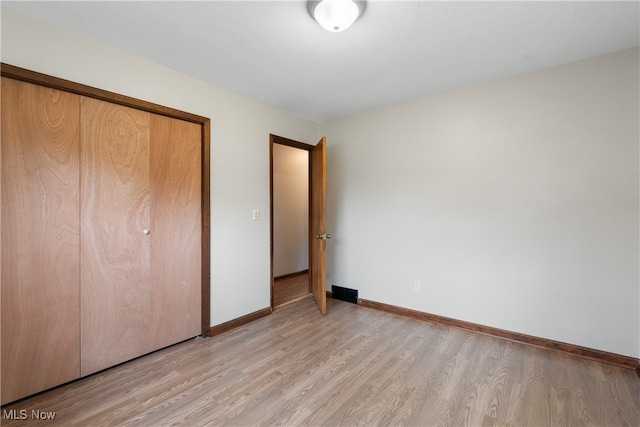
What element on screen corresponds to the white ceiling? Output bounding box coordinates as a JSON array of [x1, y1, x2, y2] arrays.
[[3, 1, 639, 123]]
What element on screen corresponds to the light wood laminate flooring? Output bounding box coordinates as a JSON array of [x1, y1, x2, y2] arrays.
[[2, 297, 639, 426]]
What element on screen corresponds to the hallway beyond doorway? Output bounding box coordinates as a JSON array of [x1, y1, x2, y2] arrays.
[[273, 271, 309, 308]]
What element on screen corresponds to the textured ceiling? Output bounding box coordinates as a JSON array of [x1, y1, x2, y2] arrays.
[[3, 1, 639, 123]]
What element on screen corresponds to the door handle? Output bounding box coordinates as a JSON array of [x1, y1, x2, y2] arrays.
[[316, 233, 331, 240]]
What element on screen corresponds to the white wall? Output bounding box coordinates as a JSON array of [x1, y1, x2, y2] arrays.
[[0, 8, 318, 327], [320, 47, 640, 358], [273, 144, 309, 277]]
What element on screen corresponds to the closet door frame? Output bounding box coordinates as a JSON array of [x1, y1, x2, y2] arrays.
[[1, 63, 212, 338]]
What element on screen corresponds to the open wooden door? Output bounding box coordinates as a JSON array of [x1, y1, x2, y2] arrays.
[[310, 137, 328, 314]]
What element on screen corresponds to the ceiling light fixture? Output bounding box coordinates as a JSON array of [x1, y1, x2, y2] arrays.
[[310, 0, 364, 32]]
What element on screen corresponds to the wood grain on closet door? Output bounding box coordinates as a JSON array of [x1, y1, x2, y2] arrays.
[[80, 97, 152, 376], [150, 115, 201, 350], [1, 77, 81, 404]]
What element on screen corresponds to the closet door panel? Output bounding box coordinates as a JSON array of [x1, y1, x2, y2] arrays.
[[80, 97, 152, 376], [1, 78, 81, 404], [150, 115, 201, 350]]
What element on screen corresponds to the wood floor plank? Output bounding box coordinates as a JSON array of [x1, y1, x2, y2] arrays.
[[273, 273, 310, 308], [2, 297, 639, 426]]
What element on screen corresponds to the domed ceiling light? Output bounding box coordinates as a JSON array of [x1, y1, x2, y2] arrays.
[[310, 0, 364, 32]]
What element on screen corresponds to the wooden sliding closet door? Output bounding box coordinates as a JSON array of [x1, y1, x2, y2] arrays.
[[1, 64, 209, 403], [80, 97, 152, 376], [80, 98, 202, 375], [1, 78, 81, 404], [150, 115, 202, 350]]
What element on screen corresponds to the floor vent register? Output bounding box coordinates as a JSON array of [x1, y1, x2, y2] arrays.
[[331, 285, 358, 304]]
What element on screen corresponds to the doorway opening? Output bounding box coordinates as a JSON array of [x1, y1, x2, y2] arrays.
[[271, 140, 310, 307], [270, 134, 327, 314]]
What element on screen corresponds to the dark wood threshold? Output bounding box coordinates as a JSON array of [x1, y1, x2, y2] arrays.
[[358, 298, 639, 371], [209, 307, 272, 337], [274, 269, 309, 281], [274, 294, 313, 310]]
